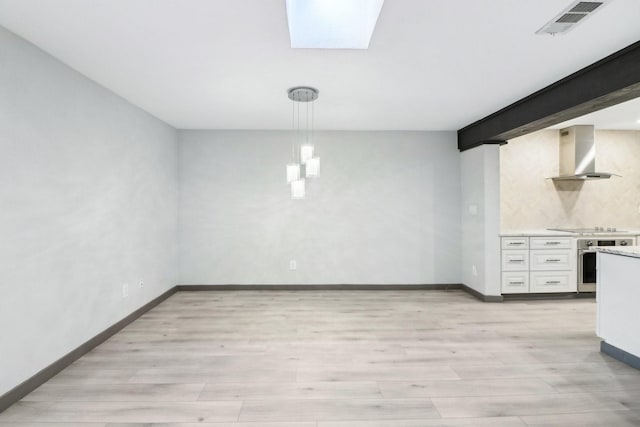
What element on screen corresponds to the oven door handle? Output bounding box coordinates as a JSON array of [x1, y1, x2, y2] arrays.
[[579, 249, 598, 254]]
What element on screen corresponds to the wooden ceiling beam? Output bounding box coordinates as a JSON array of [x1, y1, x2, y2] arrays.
[[457, 40, 640, 151]]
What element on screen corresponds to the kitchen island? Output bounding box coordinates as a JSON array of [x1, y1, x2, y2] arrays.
[[596, 246, 640, 369]]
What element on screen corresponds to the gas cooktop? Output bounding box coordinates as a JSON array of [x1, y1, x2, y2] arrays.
[[547, 227, 627, 234]]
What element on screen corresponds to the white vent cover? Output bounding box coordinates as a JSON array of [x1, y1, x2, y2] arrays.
[[536, 1, 611, 35]]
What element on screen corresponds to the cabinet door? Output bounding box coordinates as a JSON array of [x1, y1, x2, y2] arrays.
[[530, 237, 571, 250], [530, 250, 572, 271], [530, 271, 573, 292], [501, 272, 529, 294], [501, 237, 529, 250], [501, 250, 529, 271]]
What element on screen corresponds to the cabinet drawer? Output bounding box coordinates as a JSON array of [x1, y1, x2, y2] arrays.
[[501, 250, 529, 271], [530, 250, 572, 271], [529, 271, 573, 293], [530, 237, 571, 250], [502, 237, 529, 250], [501, 272, 529, 294]]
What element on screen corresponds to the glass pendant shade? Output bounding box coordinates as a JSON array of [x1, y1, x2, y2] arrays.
[[300, 144, 314, 163], [305, 157, 320, 177], [291, 179, 306, 199], [286, 163, 300, 183]]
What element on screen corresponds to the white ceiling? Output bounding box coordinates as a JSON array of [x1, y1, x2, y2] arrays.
[[1, 0, 639, 131]]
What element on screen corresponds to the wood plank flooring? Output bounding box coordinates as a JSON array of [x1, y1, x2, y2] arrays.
[[2, 289, 640, 426]]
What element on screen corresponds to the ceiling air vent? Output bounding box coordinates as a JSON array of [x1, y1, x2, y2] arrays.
[[568, 2, 604, 13], [536, 1, 609, 35], [556, 13, 587, 23]]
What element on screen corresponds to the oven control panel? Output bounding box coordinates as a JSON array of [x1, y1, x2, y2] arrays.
[[578, 238, 633, 250]]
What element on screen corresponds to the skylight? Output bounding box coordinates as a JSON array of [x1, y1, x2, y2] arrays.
[[286, 0, 385, 49]]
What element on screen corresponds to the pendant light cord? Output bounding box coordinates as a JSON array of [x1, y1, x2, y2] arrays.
[[291, 95, 295, 161], [297, 97, 301, 159], [311, 96, 314, 147], [306, 94, 309, 143]]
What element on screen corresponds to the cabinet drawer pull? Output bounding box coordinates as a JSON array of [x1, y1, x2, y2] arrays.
[[545, 259, 561, 262], [545, 280, 561, 284], [509, 281, 525, 285], [508, 242, 524, 245], [545, 241, 561, 245], [508, 260, 524, 263]]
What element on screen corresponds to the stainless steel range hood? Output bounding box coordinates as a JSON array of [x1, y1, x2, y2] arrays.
[[550, 125, 619, 181]]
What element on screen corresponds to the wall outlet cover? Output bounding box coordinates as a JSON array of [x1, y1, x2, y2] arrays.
[[122, 283, 129, 298], [289, 260, 297, 270]]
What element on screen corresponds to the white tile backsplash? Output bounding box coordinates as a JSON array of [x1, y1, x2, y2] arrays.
[[501, 130, 640, 230]]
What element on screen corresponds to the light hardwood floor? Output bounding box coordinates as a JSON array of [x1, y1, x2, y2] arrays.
[[2, 290, 640, 426]]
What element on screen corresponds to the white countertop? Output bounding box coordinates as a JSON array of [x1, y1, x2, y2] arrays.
[[596, 246, 640, 259], [501, 229, 640, 237], [500, 230, 573, 237]]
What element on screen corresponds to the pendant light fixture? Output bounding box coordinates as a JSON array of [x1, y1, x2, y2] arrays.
[[286, 86, 320, 199]]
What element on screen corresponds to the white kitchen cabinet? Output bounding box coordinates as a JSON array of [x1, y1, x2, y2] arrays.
[[530, 271, 573, 292], [530, 250, 572, 271], [501, 235, 576, 294], [529, 237, 575, 292], [596, 250, 640, 366], [530, 237, 571, 250], [501, 237, 529, 293], [501, 272, 529, 293], [501, 237, 529, 250], [501, 250, 529, 271]]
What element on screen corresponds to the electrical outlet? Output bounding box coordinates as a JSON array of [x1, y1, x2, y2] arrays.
[[289, 260, 297, 270], [469, 204, 478, 216], [122, 283, 129, 298], [139, 280, 144, 288], [472, 265, 478, 276]]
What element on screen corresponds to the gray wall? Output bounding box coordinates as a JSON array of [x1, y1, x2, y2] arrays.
[[178, 130, 461, 285], [460, 145, 501, 296], [0, 26, 179, 395]]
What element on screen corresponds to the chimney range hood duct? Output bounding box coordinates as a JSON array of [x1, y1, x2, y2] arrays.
[[550, 125, 619, 181]]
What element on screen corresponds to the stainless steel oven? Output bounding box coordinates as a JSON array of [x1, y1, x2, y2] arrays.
[[577, 238, 633, 292]]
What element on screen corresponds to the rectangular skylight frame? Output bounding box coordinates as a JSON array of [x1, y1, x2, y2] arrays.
[[286, 0, 385, 49]]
